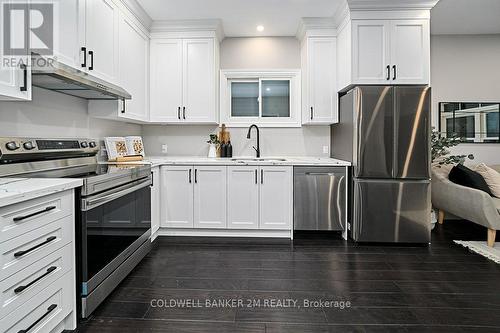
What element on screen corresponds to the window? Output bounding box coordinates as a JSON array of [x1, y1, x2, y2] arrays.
[[439, 102, 500, 143], [221, 70, 301, 127]]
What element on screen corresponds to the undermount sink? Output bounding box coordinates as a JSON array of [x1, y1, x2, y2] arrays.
[[231, 158, 287, 162]]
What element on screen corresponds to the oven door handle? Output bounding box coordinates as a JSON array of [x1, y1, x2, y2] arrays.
[[81, 178, 151, 211]]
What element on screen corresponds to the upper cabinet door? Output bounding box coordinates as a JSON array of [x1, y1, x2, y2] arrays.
[[193, 166, 227, 229], [259, 166, 292, 230], [305, 37, 337, 124], [118, 12, 149, 121], [390, 20, 430, 84], [85, 0, 119, 83], [149, 39, 183, 122], [0, 64, 31, 101], [227, 166, 259, 230], [161, 166, 194, 228], [352, 20, 391, 84], [182, 39, 216, 123], [52, 0, 83, 68]]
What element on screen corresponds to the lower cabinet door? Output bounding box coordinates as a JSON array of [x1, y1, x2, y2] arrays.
[[259, 166, 293, 230], [161, 166, 193, 228], [193, 166, 227, 228], [227, 166, 259, 229]]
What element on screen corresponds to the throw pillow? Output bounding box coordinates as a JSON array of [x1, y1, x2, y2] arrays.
[[448, 164, 493, 196], [474, 163, 500, 198]]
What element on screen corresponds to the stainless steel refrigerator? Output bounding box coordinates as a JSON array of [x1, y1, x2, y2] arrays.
[[331, 86, 431, 243]]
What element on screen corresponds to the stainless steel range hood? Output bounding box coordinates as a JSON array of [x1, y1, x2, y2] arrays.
[[31, 54, 131, 100]]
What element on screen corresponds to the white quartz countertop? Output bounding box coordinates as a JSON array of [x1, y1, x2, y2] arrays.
[[100, 156, 351, 167], [0, 178, 83, 208]]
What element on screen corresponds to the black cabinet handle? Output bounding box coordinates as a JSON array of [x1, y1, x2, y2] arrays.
[[88, 50, 94, 70], [121, 99, 126, 114], [14, 236, 57, 258], [260, 169, 264, 184], [182, 107, 186, 120], [194, 169, 198, 183], [393, 65, 396, 80], [81, 47, 87, 68], [177, 107, 181, 120], [386, 65, 390, 80], [310, 107, 313, 120], [150, 172, 154, 187], [13, 206, 56, 222], [255, 169, 258, 184], [188, 169, 192, 183], [20, 64, 27, 92], [18, 303, 57, 333], [14, 266, 57, 294]]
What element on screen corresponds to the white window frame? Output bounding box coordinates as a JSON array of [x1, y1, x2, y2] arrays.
[[220, 69, 301, 127]]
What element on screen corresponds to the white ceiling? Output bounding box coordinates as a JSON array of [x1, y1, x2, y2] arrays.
[[431, 0, 500, 35], [137, 0, 500, 37], [137, 0, 343, 37]]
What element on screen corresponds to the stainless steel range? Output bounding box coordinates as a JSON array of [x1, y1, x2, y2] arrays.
[[0, 137, 152, 319]]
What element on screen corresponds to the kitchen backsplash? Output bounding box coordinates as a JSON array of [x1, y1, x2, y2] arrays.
[[141, 125, 330, 157]]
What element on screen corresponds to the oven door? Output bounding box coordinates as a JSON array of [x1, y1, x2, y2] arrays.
[[79, 176, 151, 297]]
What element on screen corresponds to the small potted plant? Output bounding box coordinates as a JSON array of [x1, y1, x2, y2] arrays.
[[207, 134, 220, 158]]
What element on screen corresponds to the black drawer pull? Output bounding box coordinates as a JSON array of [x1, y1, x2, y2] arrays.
[[194, 169, 197, 183], [13, 206, 56, 222], [386, 65, 390, 80], [18, 303, 57, 333], [88, 50, 94, 70], [14, 236, 57, 258], [261, 169, 264, 184], [255, 169, 258, 184], [14, 266, 57, 294], [81, 47, 87, 68], [182, 107, 186, 119], [20, 64, 28, 92], [178, 107, 181, 119]]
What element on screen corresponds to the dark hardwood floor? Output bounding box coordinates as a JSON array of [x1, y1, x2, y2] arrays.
[[78, 220, 500, 332]]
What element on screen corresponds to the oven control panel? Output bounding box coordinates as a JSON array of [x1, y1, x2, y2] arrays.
[[0, 137, 99, 156]]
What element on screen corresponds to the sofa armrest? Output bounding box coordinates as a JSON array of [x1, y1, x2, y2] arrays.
[[432, 177, 500, 230]]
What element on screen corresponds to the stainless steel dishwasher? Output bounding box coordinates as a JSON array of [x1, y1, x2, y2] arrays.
[[294, 167, 346, 231]]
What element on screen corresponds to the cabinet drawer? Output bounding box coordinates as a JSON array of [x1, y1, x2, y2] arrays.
[[0, 244, 72, 319], [0, 191, 73, 243], [0, 272, 73, 333], [0, 216, 73, 281]]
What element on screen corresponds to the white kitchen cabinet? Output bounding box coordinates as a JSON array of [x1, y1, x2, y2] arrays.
[[339, 17, 430, 89], [88, 10, 149, 122], [390, 20, 430, 84], [352, 20, 391, 84], [150, 38, 218, 124], [301, 37, 338, 124], [84, 0, 119, 83], [151, 167, 160, 240], [51, 0, 84, 69], [193, 166, 226, 228], [227, 166, 259, 229], [182, 39, 216, 122], [259, 166, 293, 230], [150, 39, 183, 122], [0, 63, 31, 101], [161, 166, 193, 228]]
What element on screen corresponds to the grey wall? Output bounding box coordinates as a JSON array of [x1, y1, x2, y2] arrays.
[[430, 34, 500, 165], [142, 37, 331, 157], [0, 88, 141, 140]]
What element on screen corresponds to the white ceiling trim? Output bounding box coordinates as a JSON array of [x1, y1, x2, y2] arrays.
[[150, 19, 225, 41], [120, 0, 153, 29], [347, 0, 440, 11]]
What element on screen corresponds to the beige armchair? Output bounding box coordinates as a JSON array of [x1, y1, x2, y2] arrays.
[[431, 165, 500, 247]]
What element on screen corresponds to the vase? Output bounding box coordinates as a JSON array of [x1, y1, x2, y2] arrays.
[[208, 144, 217, 158]]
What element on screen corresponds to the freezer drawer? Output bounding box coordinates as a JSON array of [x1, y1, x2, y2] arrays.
[[352, 179, 430, 243], [294, 167, 346, 231]]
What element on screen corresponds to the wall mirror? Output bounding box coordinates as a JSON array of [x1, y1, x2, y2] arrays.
[[438, 102, 500, 143]]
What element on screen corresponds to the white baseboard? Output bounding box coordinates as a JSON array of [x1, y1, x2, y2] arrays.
[[157, 228, 293, 239]]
